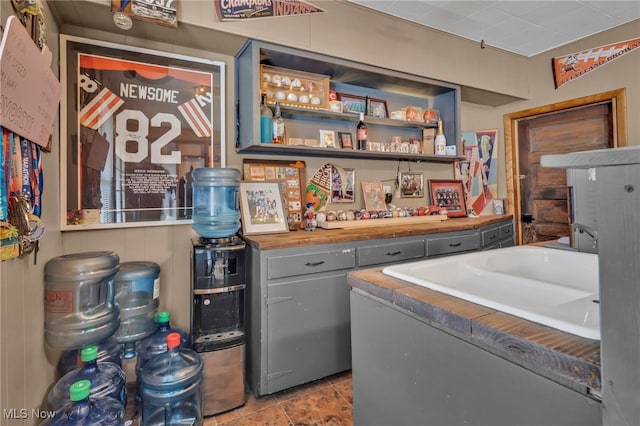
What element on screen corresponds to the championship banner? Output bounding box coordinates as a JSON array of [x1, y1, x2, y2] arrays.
[[215, 0, 325, 21], [552, 37, 640, 88], [111, 0, 177, 28]]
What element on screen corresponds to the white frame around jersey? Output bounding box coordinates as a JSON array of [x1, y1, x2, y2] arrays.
[[60, 35, 225, 231]]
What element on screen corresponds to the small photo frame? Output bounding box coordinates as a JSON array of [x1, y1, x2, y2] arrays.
[[361, 181, 386, 211], [239, 182, 289, 235], [319, 129, 336, 148], [331, 166, 355, 203], [428, 179, 468, 218], [368, 98, 388, 118], [399, 171, 424, 198], [338, 132, 354, 149], [337, 93, 367, 114]]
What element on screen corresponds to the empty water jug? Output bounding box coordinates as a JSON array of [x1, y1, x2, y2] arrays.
[[41, 380, 124, 426], [134, 311, 190, 411], [48, 345, 126, 411], [44, 252, 120, 349], [140, 333, 204, 426], [58, 340, 123, 377], [191, 168, 241, 238], [111, 261, 160, 344]]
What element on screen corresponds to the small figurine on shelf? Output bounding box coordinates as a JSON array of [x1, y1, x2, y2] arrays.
[[300, 203, 317, 231]]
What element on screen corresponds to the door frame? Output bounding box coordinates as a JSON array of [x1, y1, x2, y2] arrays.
[[504, 89, 627, 244]]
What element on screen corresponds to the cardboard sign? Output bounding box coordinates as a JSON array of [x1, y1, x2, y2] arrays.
[[0, 16, 61, 147], [215, 0, 325, 21], [552, 37, 640, 88]]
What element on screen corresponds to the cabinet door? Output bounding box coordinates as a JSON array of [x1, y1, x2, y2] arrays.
[[265, 273, 351, 394]]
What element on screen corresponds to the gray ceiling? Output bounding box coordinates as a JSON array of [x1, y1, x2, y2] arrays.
[[348, 1, 640, 57]]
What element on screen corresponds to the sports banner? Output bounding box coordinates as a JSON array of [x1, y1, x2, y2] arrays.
[[552, 37, 640, 88], [215, 0, 325, 21]]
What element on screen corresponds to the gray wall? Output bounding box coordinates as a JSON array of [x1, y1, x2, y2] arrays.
[[1, 0, 638, 422]]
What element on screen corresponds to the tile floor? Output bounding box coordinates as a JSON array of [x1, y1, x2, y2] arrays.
[[204, 370, 353, 426]]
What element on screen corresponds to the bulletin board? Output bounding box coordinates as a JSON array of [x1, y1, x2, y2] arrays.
[[242, 159, 306, 225]]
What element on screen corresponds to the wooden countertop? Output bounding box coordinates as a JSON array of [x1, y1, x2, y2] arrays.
[[243, 214, 512, 250], [347, 267, 602, 399]]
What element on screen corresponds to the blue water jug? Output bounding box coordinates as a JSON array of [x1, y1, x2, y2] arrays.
[[112, 261, 160, 344], [134, 311, 190, 410], [48, 345, 126, 411], [58, 340, 123, 377], [140, 333, 204, 426], [44, 252, 120, 349], [191, 168, 240, 239], [41, 380, 124, 425]]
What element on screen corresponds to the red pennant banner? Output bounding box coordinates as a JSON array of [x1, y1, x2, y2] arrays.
[[552, 37, 640, 88], [215, 0, 325, 21]]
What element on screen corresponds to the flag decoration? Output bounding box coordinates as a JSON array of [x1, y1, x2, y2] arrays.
[[552, 37, 640, 88], [178, 99, 213, 138], [79, 87, 124, 130]]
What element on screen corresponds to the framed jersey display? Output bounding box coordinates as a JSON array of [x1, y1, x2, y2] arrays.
[[60, 35, 225, 230]]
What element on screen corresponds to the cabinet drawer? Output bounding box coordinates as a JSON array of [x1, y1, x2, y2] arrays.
[[428, 233, 479, 256], [481, 226, 501, 247], [358, 240, 425, 267], [267, 249, 356, 279], [500, 223, 514, 240]]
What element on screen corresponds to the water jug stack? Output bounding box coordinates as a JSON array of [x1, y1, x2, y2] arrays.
[[191, 168, 241, 239], [44, 252, 120, 349], [41, 380, 124, 425], [48, 345, 127, 411], [139, 333, 204, 426], [134, 311, 190, 411]]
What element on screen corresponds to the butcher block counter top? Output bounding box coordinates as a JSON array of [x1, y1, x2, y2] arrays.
[[243, 214, 511, 250], [347, 267, 602, 399]]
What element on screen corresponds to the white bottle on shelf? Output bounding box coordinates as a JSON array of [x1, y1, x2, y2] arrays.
[[434, 120, 447, 155]]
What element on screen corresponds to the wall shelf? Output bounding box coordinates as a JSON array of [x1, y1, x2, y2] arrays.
[[235, 40, 462, 163]]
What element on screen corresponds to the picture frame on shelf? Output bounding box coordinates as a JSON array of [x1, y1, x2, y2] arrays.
[[239, 182, 289, 235], [428, 179, 468, 217], [338, 132, 354, 149], [361, 181, 387, 211], [319, 129, 336, 148], [331, 166, 355, 203], [368, 98, 388, 118], [337, 93, 367, 114], [399, 171, 424, 198], [242, 159, 305, 226]]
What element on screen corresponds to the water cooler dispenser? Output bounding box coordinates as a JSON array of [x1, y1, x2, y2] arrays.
[[191, 236, 246, 415], [190, 167, 246, 416]]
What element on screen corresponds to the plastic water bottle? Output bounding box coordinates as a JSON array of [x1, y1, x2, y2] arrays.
[[140, 333, 204, 426], [57, 340, 123, 377], [191, 168, 241, 239], [41, 380, 124, 425], [134, 311, 190, 410], [48, 345, 126, 411]]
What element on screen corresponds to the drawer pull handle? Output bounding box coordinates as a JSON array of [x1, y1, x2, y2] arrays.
[[387, 251, 402, 256], [305, 261, 325, 267], [490, 235, 497, 239], [449, 242, 462, 247]]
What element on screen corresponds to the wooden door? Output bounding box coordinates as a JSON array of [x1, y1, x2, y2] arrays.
[[517, 103, 613, 243]]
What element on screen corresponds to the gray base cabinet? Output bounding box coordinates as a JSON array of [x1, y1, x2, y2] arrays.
[[246, 218, 514, 396], [350, 290, 601, 426]]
